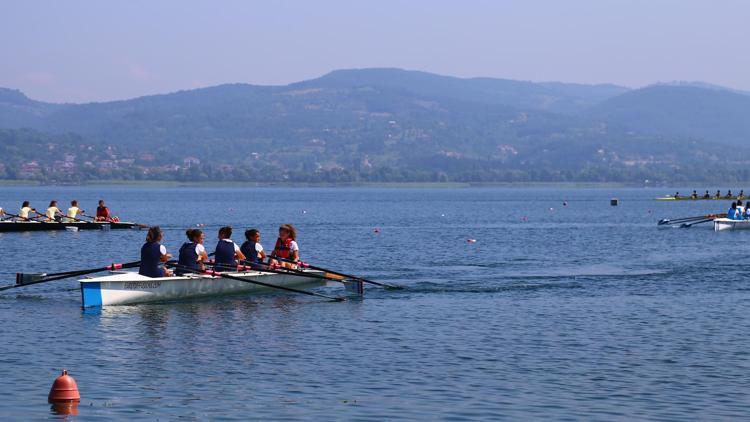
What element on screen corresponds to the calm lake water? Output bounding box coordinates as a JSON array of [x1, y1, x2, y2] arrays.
[[1, 186, 749, 420]]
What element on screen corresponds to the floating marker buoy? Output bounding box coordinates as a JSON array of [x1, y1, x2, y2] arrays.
[[302, 210, 307, 214], [49, 369, 80, 404], [563, 201, 568, 207], [549, 207, 554, 212], [441, 214, 445, 217], [373, 228, 381, 234], [610, 198, 619, 206], [467, 239, 477, 243]]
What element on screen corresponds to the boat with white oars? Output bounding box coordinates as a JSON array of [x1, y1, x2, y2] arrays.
[[713, 218, 750, 232], [79, 268, 337, 307]]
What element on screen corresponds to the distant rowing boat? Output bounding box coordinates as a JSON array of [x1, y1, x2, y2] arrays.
[[80, 269, 326, 307], [0, 221, 143, 232], [714, 218, 750, 232], [655, 197, 743, 201]]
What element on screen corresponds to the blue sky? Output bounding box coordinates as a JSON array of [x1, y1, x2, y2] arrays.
[[1, 0, 748, 102]]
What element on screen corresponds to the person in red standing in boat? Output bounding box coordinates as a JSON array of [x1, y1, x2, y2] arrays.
[[271, 224, 300, 268], [95, 199, 111, 221]]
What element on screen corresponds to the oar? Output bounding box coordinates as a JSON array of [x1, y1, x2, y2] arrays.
[[2, 261, 141, 292], [272, 255, 402, 289], [237, 262, 346, 283], [658, 213, 726, 226], [170, 264, 344, 302], [680, 217, 718, 228]]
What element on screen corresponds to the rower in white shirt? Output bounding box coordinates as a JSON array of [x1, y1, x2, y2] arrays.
[[66, 200, 85, 222], [18, 201, 36, 220], [45, 200, 63, 222]]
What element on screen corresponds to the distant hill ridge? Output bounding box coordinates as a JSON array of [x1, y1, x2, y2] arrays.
[[0, 68, 748, 183]]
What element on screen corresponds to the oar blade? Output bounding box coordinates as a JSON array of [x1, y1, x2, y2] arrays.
[[15, 273, 47, 285]]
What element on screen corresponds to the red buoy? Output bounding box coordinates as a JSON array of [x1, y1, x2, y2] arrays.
[[48, 369, 80, 403]]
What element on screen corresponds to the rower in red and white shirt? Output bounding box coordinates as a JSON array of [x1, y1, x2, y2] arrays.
[[96, 199, 111, 221], [271, 224, 299, 268]]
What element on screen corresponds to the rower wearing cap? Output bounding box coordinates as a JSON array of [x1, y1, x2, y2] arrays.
[[714, 190, 721, 199], [702, 190, 710, 199], [673, 192, 680, 199], [213, 226, 246, 271], [45, 200, 63, 222], [726, 190, 734, 199], [691, 190, 698, 199], [66, 200, 85, 222]]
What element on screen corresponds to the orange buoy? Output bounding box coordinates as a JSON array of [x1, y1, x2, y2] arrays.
[[48, 369, 80, 403]]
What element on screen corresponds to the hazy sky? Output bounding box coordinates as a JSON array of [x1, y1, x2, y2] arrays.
[[1, 0, 748, 103]]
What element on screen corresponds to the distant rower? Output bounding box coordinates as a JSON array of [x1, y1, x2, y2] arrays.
[[726, 190, 734, 199], [703, 190, 710, 199], [715, 190, 721, 199], [673, 192, 680, 199], [96, 200, 110, 221], [18, 201, 35, 220], [45, 200, 63, 222], [691, 190, 698, 199], [66, 200, 85, 222]]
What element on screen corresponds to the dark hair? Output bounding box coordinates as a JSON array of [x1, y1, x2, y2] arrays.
[[71, 200, 78, 206], [245, 229, 259, 240], [186, 228, 203, 242], [49, 200, 57, 207], [732, 202, 737, 209], [98, 199, 105, 206], [22, 201, 29, 207], [279, 224, 297, 240], [146, 226, 162, 243], [218, 226, 232, 239]]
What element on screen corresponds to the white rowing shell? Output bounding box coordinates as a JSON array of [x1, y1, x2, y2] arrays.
[[714, 218, 750, 232], [80, 269, 326, 307]]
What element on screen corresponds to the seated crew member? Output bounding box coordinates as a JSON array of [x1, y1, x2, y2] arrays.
[[0, 206, 5, 220], [703, 190, 711, 199], [45, 200, 63, 221], [213, 226, 246, 271], [728, 202, 741, 220], [18, 201, 35, 221], [726, 190, 734, 199], [673, 192, 680, 199], [715, 190, 721, 199], [745, 201, 750, 220], [241, 229, 267, 267], [737, 200, 745, 215], [66, 200, 85, 222], [95, 200, 111, 221], [176, 229, 209, 275], [691, 190, 698, 200], [739, 190, 745, 200], [271, 224, 300, 268], [139, 226, 172, 278]]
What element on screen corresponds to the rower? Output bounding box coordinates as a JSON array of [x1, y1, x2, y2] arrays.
[[66, 200, 85, 222], [176, 229, 208, 275], [745, 201, 750, 219], [271, 224, 300, 268], [738, 200, 745, 215], [18, 201, 36, 221], [726, 190, 734, 199], [728, 202, 741, 220], [739, 190, 745, 200], [241, 229, 267, 267], [715, 190, 721, 199], [95, 199, 110, 221], [213, 226, 246, 271], [691, 190, 698, 199], [139, 226, 172, 278], [45, 200, 63, 222], [0, 206, 5, 221], [703, 190, 710, 199], [673, 192, 680, 199]]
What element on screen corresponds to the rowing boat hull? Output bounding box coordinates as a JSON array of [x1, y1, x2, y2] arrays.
[[656, 197, 743, 201], [714, 218, 750, 232], [0, 221, 139, 232], [79, 270, 326, 307]]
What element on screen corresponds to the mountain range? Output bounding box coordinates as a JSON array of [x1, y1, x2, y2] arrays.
[[0, 68, 748, 183]]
